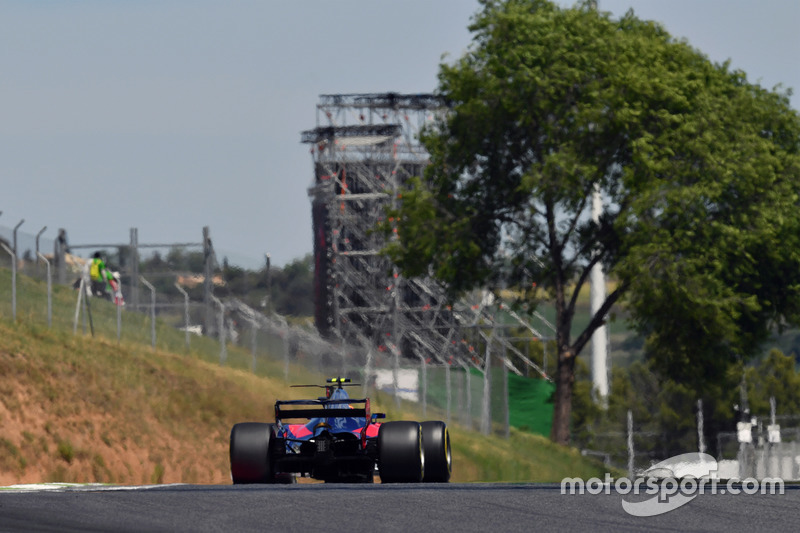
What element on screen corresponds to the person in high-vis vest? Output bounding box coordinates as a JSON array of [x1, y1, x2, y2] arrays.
[[90, 251, 112, 298]]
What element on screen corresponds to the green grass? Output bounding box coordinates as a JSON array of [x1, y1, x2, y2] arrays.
[[0, 266, 617, 483]]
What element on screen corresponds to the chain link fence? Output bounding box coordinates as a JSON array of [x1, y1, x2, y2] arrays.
[[1, 222, 555, 439], [581, 406, 800, 481]]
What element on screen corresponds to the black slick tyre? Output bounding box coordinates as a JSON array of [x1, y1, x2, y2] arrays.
[[230, 422, 274, 484], [421, 421, 451, 482], [378, 421, 424, 483]]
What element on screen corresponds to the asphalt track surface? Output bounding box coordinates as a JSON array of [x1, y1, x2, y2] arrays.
[[1, 483, 799, 532]]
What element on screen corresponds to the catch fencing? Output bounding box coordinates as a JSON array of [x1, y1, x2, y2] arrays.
[[0, 221, 541, 438], [582, 404, 800, 481]]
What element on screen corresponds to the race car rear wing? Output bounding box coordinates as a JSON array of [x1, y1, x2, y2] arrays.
[[275, 398, 371, 421]]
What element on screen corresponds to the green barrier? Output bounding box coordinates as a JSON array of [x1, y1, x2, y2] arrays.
[[424, 366, 555, 437], [507, 372, 555, 437]]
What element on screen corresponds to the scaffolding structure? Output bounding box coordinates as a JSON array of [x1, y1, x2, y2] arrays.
[[303, 93, 550, 380]]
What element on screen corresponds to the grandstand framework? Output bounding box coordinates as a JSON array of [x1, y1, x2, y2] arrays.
[[302, 93, 550, 379]]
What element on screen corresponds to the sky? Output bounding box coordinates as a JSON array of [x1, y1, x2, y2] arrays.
[[1, 0, 798, 269]]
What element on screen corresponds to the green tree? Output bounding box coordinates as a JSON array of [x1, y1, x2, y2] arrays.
[[165, 248, 206, 272], [385, 0, 800, 444], [745, 349, 800, 417], [619, 49, 800, 390], [574, 360, 743, 464], [269, 254, 314, 317]]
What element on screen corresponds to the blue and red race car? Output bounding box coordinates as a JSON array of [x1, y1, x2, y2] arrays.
[[230, 378, 451, 483]]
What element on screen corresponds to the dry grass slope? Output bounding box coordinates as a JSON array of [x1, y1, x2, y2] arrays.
[[0, 269, 615, 485], [0, 318, 278, 485]]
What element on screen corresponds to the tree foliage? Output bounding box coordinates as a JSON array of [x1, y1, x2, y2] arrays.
[[385, 0, 800, 444], [618, 32, 800, 389], [267, 254, 314, 317], [745, 349, 800, 416], [574, 348, 800, 467], [136, 248, 314, 318]]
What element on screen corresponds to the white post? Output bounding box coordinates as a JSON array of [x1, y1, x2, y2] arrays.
[[590, 183, 609, 404], [697, 399, 706, 454]]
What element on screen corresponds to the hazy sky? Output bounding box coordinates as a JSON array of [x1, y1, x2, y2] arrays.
[[2, 1, 797, 269]]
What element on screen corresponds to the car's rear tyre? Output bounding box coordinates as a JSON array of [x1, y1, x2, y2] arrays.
[[378, 421, 424, 483], [230, 422, 275, 484], [421, 421, 451, 482]]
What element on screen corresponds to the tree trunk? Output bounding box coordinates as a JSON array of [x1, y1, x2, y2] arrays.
[[550, 348, 576, 445]]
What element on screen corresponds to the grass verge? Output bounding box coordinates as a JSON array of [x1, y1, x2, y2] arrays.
[[0, 268, 616, 484]]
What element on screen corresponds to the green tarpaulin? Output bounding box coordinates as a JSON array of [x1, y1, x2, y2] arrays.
[[423, 367, 555, 437]]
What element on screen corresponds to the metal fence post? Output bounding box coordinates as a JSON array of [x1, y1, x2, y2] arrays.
[[37, 252, 52, 328], [203, 227, 214, 335], [174, 283, 190, 351], [392, 343, 400, 408], [465, 364, 473, 429], [445, 363, 452, 426], [210, 295, 226, 365], [12, 219, 24, 261], [627, 409, 635, 479], [265, 253, 271, 314], [116, 293, 122, 343], [503, 345, 510, 439], [82, 286, 89, 334], [55, 228, 68, 284], [130, 228, 140, 311], [139, 276, 156, 350], [697, 399, 706, 454], [340, 344, 348, 380], [283, 323, 290, 380], [0, 243, 17, 321], [35, 226, 47, 268], [420, 356, 427, 418], [363, 345, 374, 397], [73, 278, 84, 334], [481, 339, 492, 435], [249, 317, 257, 373]]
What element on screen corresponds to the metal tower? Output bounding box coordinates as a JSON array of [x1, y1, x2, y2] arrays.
[[303, 93, 549, 378]]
